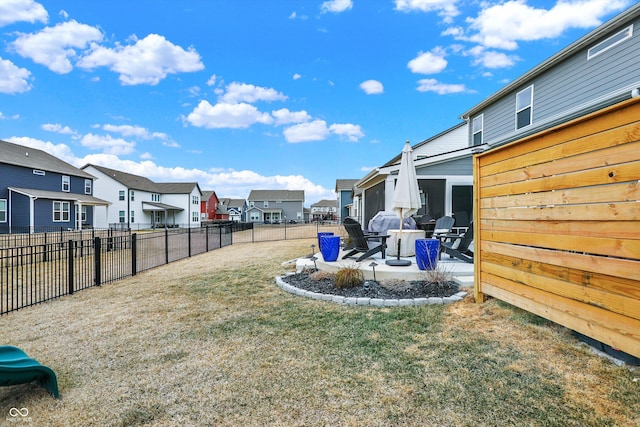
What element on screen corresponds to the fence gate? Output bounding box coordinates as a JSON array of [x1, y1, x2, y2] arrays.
[[473, 98, 640, 359]]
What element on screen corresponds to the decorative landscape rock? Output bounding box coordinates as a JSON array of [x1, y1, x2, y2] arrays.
[[276, 271, 466, 306]]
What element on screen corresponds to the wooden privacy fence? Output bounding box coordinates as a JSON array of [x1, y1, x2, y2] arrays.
[[473, 98, 640, 359]]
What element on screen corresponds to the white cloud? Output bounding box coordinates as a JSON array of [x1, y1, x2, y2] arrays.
[[321, 0, 353, 14], [329, 123, 364, 142], [283, 120, 330, 143], [416, 78, 467, 94], [219, 82, 288, 104], [359, 79, 384, 94], [465, 0, 629, 50], [0, 112, 20, 120], [185, 100, 274, 129], [0, 57, 32, 93], [101, 124, 168, 140], [293, 73, 302, 80], [272, 108, 312, 125], [10, 20, 103, 74], [41, 123, 77, 135], [471, 49, 518, 69], [395, 0, 459, 22], [206, 74, 217, 86], [80, 133, 135, 155], [360, 166, 375, 172], [77, 34, 204, 85], [407, 48, 448, 74], [7, 136, 336, 204], [0, 0, 48, 27]]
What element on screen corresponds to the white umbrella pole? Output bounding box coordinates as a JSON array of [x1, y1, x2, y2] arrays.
[[397, 214, 403, 260]]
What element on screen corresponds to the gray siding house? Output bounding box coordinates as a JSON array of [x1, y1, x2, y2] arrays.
[[246, 190, 304, 223], [462, 3, 640, 148], [1, 140, 109, 233], [335, 179, 358, 223], [355, 122, 475, 227]]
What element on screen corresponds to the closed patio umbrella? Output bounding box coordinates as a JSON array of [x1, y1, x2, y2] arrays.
[[387, 141, 421, 266]]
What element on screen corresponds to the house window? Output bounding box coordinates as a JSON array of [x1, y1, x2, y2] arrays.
[[588, 25, 633, 60], [53, 201, 70, 222], [0, 199, 6, 222], [152, 193, 160, 202], [192, 195, 199, 205], [119, 210, 125, 223], [130, 211, 135, 223], [81, 206, 87, 222], [250, 212, 260, 221], [516, 85, 533, 130], [84, 179, 92, 194], [130, 190, 135, 201], [249, 201, 255, 208], [472, 115, 483, 146], [264, 201, 269, 208], [192, 211, 199, 222], [62, 175, 70, 192], [119, 190, 125, 201], [33, 169, 45, 176]]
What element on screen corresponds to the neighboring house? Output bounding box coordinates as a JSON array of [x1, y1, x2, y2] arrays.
[[310, 199, 338, 222], [0, 140, 109, 233], [201, 191, 228, 221], [220, 198, 247, 222], [82, 164, 202, 229], [201, 191, 216, 221], [349, 186, 363, 224], [461, 3, 640, 150], [335, 179, 358, 223], [246, 190, 304, 223], [355, 122, 475, 227]]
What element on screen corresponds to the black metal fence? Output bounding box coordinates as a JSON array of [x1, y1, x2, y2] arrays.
[[0, 222, 345, 315], [0, 225, 233, 315]]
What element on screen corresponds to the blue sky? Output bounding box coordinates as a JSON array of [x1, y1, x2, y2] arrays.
[[0, 0, 633, 205]]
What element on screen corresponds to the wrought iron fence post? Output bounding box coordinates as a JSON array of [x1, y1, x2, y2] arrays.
[[131, 233, 137, 276], [165, 227, 169, 264], [94, 236, 101, 287], [68, 240, 74, 295], [43, 232, 47, 262], [205, 226, 209, 252], [188, 226, 192, 257], [219, 225, 222, 248]]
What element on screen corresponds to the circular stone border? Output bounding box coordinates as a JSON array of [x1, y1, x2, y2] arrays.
[[275, 275, 467, 307]]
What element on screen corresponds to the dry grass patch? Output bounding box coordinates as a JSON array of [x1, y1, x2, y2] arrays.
[[0, 239, 638, 426]]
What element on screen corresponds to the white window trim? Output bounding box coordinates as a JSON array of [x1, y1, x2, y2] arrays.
[[515, 85, 534, 130], [119, 190, 125, 201], [53, 201, 70, 222], [0, 199, 6, 223], [84, 179, 92, 194], [588, 24, 633, 60], [472, 114, 483, 146], [62, 175, 70, 192], [119, 210, 125, 223]]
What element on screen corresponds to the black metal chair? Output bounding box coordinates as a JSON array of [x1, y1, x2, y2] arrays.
[[342, 218, 389, 262], [440, 221, 474, 263]]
